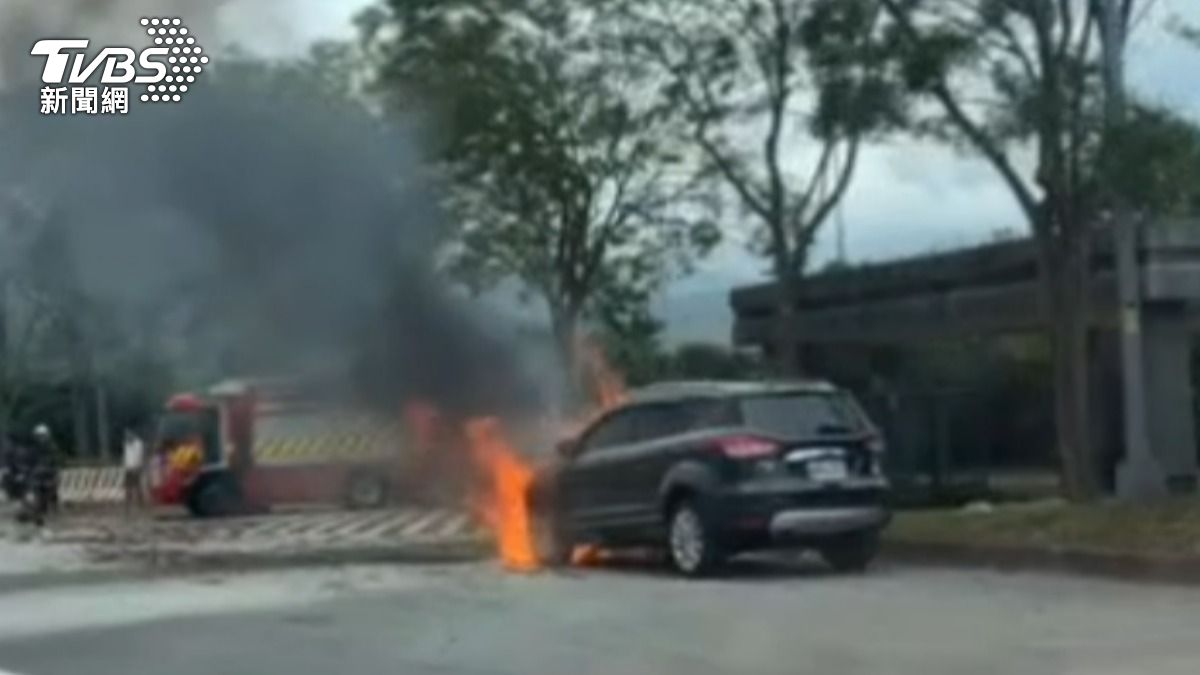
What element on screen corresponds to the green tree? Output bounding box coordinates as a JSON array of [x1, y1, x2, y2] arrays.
[[0, 189, 77, 454], [605, 0, 902, 374], [359, 1, 719, 403], [668, 342, 764, 380], [1111, 105, 1200, 216], [0, 275, 62, 451], [595, 308, 668, 387], [875, 0, 1194, 499]]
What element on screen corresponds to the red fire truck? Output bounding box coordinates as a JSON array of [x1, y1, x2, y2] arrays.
[[149, 378, 413, 517]]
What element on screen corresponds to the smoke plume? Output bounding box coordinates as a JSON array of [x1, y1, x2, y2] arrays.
[[0, 2, 550, 423], [0, 0, 227, 86]]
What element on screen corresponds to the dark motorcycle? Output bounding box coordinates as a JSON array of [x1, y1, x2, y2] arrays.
[[2, 446, 30, 502], [2, 466, 25, 501], [3, 446, 55, 526]]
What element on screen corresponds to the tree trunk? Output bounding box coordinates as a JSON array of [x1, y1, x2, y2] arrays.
[[550, 306, 583, 410], [71, 377, 90, 459], [0, 409, 9, 456], [1098, 0, 1128, 124], [95, 382, 111, 461], [773, 271, 802, 378], [0, 282, 8, 454], [1046, 241, 1101, 500], [67, 311, 93, 460]]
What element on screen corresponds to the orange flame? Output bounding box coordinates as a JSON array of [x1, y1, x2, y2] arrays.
[[570, 543, 610, 566], [464, 417, 539, 572], [578, 338, 628, 410], [395, 335, 630, 574], [558, 338, 630, 568]]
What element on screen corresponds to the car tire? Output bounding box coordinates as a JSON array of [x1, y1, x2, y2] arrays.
[[345, 471, 389, 510], [819, 531, 880, 573], [666, 498, 723, 577]]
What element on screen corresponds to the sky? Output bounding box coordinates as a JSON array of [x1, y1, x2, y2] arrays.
[[212, 0, 1200, 343]]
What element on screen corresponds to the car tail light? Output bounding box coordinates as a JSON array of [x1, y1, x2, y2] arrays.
[[717, 436, 781, 460]]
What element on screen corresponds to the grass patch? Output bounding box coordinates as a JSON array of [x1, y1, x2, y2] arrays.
[[888, 498, 1200, 559]]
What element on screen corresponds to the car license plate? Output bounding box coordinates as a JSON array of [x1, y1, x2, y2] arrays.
[[808, 458, 848, 482]]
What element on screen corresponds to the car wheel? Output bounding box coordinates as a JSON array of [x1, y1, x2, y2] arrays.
[[345, 472, 389, 509], [666, 499, 723, 577], [819, 531, 880, 573]]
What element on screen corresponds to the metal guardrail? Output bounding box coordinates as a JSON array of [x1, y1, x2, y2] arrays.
[[58, 466, 123, 503]]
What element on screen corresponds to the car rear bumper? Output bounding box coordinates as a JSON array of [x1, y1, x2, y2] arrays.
[[768, 506, 890, 537], [714, 478, 890, 544]]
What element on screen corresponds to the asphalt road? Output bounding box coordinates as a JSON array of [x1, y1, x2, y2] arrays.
[[2, 558, 1200, 675]]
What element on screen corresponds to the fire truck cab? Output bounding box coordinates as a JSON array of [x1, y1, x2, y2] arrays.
[[150, 378, 408, 517]]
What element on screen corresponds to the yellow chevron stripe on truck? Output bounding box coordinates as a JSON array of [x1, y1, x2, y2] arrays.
[[254, 421, 403, 465]]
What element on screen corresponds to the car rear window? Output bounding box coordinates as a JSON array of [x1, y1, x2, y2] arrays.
[[637, 400, 738, 441], [738, 393, 864, 439]]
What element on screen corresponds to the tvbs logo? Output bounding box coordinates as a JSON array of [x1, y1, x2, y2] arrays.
[[31, 17, 207, 115]]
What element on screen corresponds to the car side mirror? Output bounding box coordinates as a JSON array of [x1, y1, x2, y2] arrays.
[[555, 439, 578, 460]]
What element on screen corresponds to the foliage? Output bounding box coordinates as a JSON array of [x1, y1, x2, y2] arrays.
[[667, 342, 765, 380], [596, 333, 768, 387], [604, 0, 903, 280], [596, 311, 668, 387], [360, 0, 720, 388], [1112, 105, 1200, 216], [874, 0, 1153, 500], [0, 276, 64, 445]]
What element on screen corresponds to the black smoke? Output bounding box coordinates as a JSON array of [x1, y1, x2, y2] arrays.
[[0, 57, 549, 421]]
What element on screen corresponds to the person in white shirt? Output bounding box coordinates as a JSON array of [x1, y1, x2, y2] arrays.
[[122, 428, 146, 513]]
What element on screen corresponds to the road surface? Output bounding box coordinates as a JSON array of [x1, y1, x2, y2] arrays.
[[2, 558, 1199, 675], [1, 504, 481, 577]]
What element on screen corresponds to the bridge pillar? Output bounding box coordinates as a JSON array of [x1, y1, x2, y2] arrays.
[[1118, 302, 1198, 496], [1141, 304, 1198, 492]]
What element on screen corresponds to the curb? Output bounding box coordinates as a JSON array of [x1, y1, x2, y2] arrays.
[[128, 538, 493, 571], [0, 539, 494, 595], [883, 539, 1200, 585], [0, 568, 146, 596]]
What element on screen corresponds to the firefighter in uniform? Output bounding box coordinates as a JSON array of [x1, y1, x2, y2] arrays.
[[25, 424, 62, 525]]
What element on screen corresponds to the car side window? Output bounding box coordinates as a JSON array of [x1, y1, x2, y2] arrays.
[[635, 404, 692, 442], [640, 400, 738, 441], [580, 409, 638, 453], [680, 399, 738, 430]]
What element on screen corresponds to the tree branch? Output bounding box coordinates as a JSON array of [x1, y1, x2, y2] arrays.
[[1058, 0, 1075, 60], [881, 0, 1041, 224], [785, 136, 838, 243], [1067, 12, 1095, 217], [761, 0, 792, 266], [646, 0, 772, 220], [803, 135, 861, 248]]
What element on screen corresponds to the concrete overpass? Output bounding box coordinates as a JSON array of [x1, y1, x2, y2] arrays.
[[730, 219, 1200, 494]]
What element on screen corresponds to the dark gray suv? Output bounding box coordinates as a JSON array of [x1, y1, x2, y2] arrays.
[[532, 380, 891, 576]]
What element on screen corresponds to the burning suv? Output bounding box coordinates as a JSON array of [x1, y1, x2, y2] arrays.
[[531, 380, 890, 576]]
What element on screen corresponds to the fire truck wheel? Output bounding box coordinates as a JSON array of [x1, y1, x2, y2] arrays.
[[189, 475, 243, 518], [345, 471, 389, 510]]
